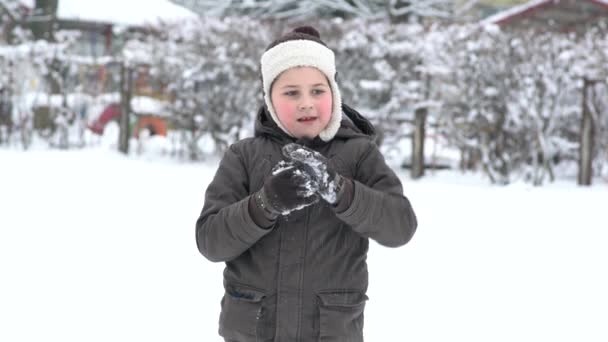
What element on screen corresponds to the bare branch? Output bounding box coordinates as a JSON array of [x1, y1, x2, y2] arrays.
[[0, 1, 18, 23]]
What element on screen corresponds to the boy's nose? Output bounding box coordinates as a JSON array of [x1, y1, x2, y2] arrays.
[[298, 98, 314, 111], [298, 103, 313, 111]]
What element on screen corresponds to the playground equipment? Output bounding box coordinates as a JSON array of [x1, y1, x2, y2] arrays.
[[88, 103, 167, 138]]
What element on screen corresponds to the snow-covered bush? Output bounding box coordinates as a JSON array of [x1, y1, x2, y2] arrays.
[[439, 24, 511, 183], [3, 10, 608, 185], [441, 23, 608, 185], [507, 31, 581, 185], [170, 0, 456, 21], [577, 22, 608, 182], [134, 17, 270, 160]]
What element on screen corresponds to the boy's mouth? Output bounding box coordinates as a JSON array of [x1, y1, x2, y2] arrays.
[[297, 116, 317, 122]]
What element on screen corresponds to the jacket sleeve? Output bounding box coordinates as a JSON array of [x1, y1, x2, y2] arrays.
[[335, 141, 417, 247], [195, 145, 272, 262]]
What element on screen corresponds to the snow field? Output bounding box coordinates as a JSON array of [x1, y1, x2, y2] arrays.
[[0, 148, 606, 341]]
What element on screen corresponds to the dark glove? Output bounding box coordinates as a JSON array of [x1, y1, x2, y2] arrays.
[[282, 143, 346, 205], [256, 160, 320, 217]]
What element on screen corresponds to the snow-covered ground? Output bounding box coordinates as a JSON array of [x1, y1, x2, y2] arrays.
[[17, 0, 199, 27], [1, 146, 607, 342]]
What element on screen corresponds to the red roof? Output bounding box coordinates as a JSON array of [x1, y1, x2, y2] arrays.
[[482, 0, 608, 26]]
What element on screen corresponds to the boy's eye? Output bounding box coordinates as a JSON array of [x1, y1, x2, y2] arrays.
[[284, 90, 299, 97], [312, 89, 326, 95]]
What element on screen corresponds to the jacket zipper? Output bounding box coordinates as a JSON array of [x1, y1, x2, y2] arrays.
[[273, 221, 283, 341], [295, 208, 311, 341]]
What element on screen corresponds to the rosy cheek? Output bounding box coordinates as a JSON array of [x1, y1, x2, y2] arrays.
[[317, 94, 333, 117], [274, 101, 296, 122]]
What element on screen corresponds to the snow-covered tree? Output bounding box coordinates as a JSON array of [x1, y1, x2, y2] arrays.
[[0, 6, 38, 149], [322, 19, 450, 177], [4, 5, 606, 186], [170, 0, 462, 21], [0, 50, 14, 144], [441, 21, 608, 185], [440, 24, 517, 184], [507, 31, 582, 185], [576, 22, 608, 182], [131, 17, 270, 160], [27, 30, 84, 149], [503, 25, 608, 185], [0, 0, 29, 43], [171, 0, 381, 19]]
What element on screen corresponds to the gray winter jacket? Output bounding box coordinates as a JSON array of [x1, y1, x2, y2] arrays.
[[196, 105, 417, 342]]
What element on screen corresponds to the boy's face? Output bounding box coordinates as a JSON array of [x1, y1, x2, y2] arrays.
[[270, 67, 333, 139]]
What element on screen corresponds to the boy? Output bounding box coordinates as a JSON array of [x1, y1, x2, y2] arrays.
[[196, 26, 417, 342]]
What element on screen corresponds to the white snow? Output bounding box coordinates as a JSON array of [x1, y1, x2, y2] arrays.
[[1, 145, 607, 342], [18, 0, 34, 8], [56, 0, 198, 27], [131, 96, 169, 117], [271, 160, 294, 175]]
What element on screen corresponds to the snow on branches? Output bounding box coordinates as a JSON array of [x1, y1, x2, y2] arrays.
[[2, 12, 608, 183], [170, 0, 457, 21]]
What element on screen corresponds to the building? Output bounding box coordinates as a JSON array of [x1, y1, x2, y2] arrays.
[[481, 0, 608, 32]]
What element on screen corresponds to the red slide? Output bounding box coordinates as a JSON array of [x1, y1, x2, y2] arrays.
[[88, 104, 121, 135]]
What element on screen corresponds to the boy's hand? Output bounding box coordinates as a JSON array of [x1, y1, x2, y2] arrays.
[[256, 160, 320, 217], [282, 143, 344, 204]]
